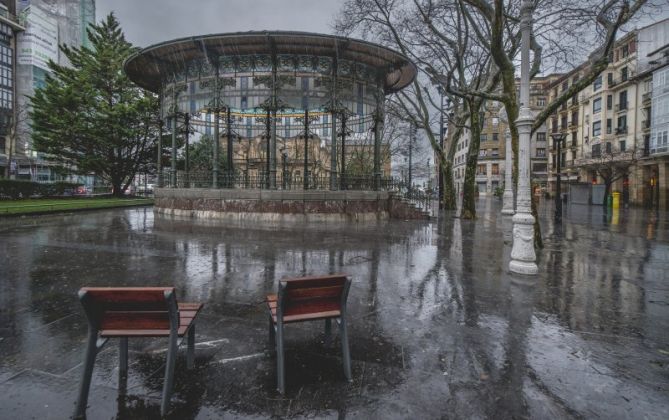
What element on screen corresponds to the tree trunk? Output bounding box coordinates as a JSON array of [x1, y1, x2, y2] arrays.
[[531, 190, 543, 249], [442, 163, 457, 210], [462, 100, 483, 219], [443, 120, 465, 211], [603, 182, 611, 208]]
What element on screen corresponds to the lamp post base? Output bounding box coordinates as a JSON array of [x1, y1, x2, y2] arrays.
[[502, 189, 515, 215], [509, 212, 538, 275]]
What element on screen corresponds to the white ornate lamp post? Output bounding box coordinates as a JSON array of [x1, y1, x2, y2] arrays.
[[497, 108, 514, 215], [502, 128, 515, 215], [509, 0, 538, 275]]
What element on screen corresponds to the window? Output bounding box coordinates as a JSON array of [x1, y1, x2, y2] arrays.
[[594, 75, 602, 91], [606, 119, 612, 134], [617, 115, 627, 134], [561, 115, 568, 129], [621, 44, 629, 59], [537, 148, 546, 157], [562, 81, 569, 92], [480, 134, 487, 142], [619, 90, 627, 110], [619, 140, 626, 151], [606, 142, 612, 154], [621, 66, 628, 82], [537, 132, 546, 142], [593, 97, 602, 113], [607, 72, 613, 86], [552, 118, 558, 133], [571, 111, 578, 126], [477, 164, 486, 175], [592, 143, 601, 157], [593, 121, 602, 136], [492, 117, 499, 127], [492, 148, 499, 156], [492, 164, 499, 175], [607, 94, 613, 110], [492, 133, 499, 142], [572, 131, 578, 146], [240, 76, 249, 90], [479, 149, 487, 157], [537, 97, 546, 107]]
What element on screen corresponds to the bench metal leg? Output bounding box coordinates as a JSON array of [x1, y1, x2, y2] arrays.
[[74, 330, 100, 419], [276, 323, 285, 394], [324, 318, 332, 346], [187, 325, 195, 370], [161, 333, 178, 416], [339, 318, 352, 381], [269, 315, 276, 347], [119, 337, 128, 395]]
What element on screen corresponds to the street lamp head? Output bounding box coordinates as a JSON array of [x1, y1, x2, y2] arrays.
[[550, 132, 567, 145]]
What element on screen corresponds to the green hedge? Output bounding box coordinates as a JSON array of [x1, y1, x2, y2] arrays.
[[0, 180, 83, 199]]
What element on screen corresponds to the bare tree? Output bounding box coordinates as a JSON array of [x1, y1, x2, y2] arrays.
[[335, 0, 503, 218], [575, 144, 638, 206]]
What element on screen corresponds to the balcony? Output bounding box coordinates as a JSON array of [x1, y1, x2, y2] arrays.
[[569, 119, 578, 129], [642, 91, 653, 103], [615, 126, 628, 135], [615, 103, 628, 113]]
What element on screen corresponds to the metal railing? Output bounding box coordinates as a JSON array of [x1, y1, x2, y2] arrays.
[[160, 170, 403, 192]]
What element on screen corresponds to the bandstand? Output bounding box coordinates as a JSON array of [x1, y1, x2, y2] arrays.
[[124, 31, 425, 220]]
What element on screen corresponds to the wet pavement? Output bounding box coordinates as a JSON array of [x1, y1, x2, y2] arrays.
[[0, 198, 668, 419]]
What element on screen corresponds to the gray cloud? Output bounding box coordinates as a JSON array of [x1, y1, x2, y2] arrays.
[[96, 0, 346, 47]]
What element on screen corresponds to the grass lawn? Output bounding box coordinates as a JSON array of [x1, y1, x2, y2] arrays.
[[0, 197, 153, 215]]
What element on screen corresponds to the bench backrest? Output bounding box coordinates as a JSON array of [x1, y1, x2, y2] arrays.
[[278, 274, 351, 317], [78, 287, 179, 331]]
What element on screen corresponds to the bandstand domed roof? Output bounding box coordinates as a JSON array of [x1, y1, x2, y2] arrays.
[[124, 31, 417, 94]]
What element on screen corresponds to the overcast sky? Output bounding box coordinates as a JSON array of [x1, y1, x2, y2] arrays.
[[95, 0, 346, 47]]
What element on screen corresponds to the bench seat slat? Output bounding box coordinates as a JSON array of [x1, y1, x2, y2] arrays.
[[266, 295, 341, 323], [99, 302, 203, 337]]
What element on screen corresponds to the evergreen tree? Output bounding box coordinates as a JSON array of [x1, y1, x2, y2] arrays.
[[30, 13, 158, 196]]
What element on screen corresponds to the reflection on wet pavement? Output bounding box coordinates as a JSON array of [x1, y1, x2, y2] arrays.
[[0, 199, 668, 419]]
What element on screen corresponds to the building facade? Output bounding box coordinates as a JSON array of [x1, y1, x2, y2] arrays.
[[12, 0, 95, 181], [0, 1, 24, 177], [545, 18, 669, 207]]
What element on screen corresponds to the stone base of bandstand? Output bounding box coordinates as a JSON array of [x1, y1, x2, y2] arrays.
[[154, 188, 430, 222]]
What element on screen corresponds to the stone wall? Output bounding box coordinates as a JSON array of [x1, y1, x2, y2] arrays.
[[154, 188, 429, 221]]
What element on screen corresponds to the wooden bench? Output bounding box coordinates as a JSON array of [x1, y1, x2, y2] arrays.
[[266, 274, 352, 393], [73, 287, 204, 418]]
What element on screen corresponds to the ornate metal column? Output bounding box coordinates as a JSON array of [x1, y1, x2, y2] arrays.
[[509, 0, 538, 275], [226, 107, 233, 187], [269, 51, 278, 190], [212, 67, 220, 189], [330, 111, 338, 190], [266, 108, 271, 188], [330, 55, 338, 191], [184, 113, 190, 187], [373, 92, 383, 191], [171, 89, 177, 188], [502, 128, 515, 215], [157, 96, 163, 188], [340, 113, 347, 190], [304, 109, 309, 190]]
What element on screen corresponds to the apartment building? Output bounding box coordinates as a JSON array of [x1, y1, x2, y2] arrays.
[[546, 18, 669, 207]]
